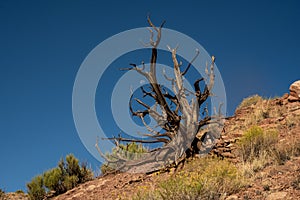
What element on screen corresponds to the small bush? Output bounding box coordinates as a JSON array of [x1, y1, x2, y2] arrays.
[[238, 126, 278, 162], [101, 142, 148, 174], [27, 154, 93, 200], [79, 162, 94, 182], [65, 154, 81, 177], [43, 167, 64, 194], [63, 175, 79, 191], [27, 175, 46, 200]]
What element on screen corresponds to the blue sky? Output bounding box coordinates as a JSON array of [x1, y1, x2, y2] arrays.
[[1, 0, 299, 192]]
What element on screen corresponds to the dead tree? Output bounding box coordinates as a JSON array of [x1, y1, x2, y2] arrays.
[[96, 17, 223, 173]]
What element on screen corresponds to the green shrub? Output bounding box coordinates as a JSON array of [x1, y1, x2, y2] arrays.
[[238, 126, 278, 162], [101, 142, 148, 174], [65, 154, 81, 177], [27, 154, 93, 199], [43, 168, 64, 195], [79, 162, 94, 183], [27, 175, 46, 200], [63, 175, 79, 190]]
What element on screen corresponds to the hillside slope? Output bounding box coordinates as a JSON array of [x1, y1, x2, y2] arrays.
[[3, 87, 300, 200], [51, 93, 300, 200]]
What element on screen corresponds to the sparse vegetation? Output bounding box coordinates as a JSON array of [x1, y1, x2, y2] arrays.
[[236, 95, 288, 129], [27, 154, 93, 200], [238, 94, 264, 109], [286, 114, 300, 129], [25, 93, 300, 200], [237, 123, 300, 179]]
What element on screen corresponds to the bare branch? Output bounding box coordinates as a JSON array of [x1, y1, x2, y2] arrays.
[[135, 98, 151, 109], [182, 49, 200, 76], [208, 56, 215, 91], [106, 136, 168, 144], [120, 63, 149, 77]]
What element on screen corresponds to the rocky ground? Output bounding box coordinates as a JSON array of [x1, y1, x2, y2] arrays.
[[217, 94, 300, 200], [51, 94, 300, 200], [3, 81, 300, 200]]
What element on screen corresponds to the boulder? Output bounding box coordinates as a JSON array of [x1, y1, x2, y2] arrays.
[[288, 80, 300, 101]]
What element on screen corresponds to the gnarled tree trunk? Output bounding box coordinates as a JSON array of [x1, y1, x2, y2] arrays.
[[96, 17, 223, 174]]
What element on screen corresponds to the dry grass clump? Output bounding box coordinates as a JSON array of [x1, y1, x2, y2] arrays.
[[238, 95, 264, 110], [272, 138, 300, 165], [237, 95, 269, 127], [238, 125, 300, 177], [237, 95, 287, 128], [134, 158, 245, 200], [237, 126, 278, 177], [286, 114, 300, 129]]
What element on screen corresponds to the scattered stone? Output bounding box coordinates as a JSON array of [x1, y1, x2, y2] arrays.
[[226, 195, 239, 200], [3, 192, 29, 200], [87, 185, 96, 191], [226, 143, 234, 147], [266, 191, 287, 200], [288, 80, 300, 101]]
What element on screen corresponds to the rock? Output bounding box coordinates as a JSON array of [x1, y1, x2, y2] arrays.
[[266, 192, 287, 200], [288, 80, 300, 101], [87, 184, 96, 191], [226, 195, 239, 200], [282, 93, 289, 99]]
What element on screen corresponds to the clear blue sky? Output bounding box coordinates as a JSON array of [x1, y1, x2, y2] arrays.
[[0, 0, 299, 192]]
